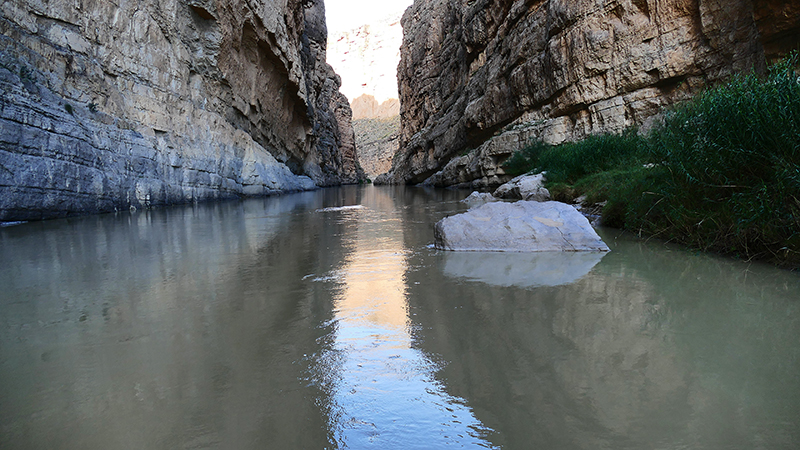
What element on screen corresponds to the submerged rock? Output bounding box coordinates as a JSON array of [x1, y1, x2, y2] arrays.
[[434, 201, 609, 252], [494, 173, 550, 201]]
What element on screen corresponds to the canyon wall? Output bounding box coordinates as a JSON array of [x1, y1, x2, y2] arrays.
[[379, 0, 800, 187], [0, 0, 362, 221], [327, 12, 405, 179], [352, 115, 400, 178]]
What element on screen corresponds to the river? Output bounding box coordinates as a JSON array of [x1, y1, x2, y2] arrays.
[[1, 186, 799, 449]]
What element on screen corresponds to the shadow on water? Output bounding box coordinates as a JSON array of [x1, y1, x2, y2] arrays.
[[1, 186, 799, 449]]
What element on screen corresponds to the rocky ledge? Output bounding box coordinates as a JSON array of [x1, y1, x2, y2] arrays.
[[0, 0, 363, 221]]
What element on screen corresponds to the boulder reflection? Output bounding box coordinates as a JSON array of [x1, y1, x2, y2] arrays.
[[444, 251, 607, 288]]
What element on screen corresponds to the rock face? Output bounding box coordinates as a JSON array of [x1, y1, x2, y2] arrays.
[[433, 201, 610, 252], [350, 95, 400, 180], [381, 0, 800, 186], [352, 115, 400, 179], [0, 0, 363, 221]]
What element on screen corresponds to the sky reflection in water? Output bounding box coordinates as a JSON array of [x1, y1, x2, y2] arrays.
[[310, 200, 497, 449]]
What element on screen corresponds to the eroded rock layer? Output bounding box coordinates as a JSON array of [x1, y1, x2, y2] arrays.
[[380, 0, 800, 186], [0, 0, 362, 221]]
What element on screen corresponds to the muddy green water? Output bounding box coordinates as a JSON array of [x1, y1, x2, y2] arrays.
[[1, 186, 799, 449]]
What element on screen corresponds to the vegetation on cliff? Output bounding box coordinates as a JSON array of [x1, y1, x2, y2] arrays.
[[504, 56, 800, 267]]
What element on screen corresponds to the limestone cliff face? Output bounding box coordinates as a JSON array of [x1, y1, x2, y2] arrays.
[[381, 0, 800, 187], [0, 0, 362, 221], [353, 115, 400, 178]]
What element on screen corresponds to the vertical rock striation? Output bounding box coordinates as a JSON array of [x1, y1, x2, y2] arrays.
[[0, 0, 363, 221], [379, 0, 800, 187]]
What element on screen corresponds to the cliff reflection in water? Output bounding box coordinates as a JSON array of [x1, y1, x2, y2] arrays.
[[0, 193, 341, 449]]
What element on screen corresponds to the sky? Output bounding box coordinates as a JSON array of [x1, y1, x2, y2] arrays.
[[325, 0, 414, 33]]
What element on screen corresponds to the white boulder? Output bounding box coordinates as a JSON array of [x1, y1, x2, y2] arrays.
[[461, 191, 499, 208], [434, 201, 610, 252], [493, 173, 550, 201]]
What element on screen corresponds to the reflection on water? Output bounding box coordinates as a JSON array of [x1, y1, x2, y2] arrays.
[[1, 186, 799, 449], [444, 251, 607, 287], [404, 226, 800, 449], [0, 194, 336, 449], [311, 189, 495, 449]]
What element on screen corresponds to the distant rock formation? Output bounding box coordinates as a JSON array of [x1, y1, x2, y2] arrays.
[[350, 94, 400, 121], [0, 0, 363, 221], [378, 0, 800, 187], [352, 115, 400, 179], [327, 11, 406, 179], [327, 13, 404, 106]]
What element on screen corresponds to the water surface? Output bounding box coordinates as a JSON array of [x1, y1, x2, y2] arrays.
[[1, 186, 799, 449]]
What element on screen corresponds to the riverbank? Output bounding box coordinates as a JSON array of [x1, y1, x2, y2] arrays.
[[503, 56, 800, 269]]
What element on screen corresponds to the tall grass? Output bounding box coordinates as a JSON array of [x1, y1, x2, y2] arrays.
[[503, 55, 800, 266], [643, 56, 800, 263], [503, 131, 647, 181]]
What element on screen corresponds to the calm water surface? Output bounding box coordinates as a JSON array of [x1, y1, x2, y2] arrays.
[[1, 186, 799, 449]]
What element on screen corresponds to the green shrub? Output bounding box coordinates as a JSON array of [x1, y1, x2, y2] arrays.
[[640, 54, 800, 263], [502, 140, 549, 176], [537, 130, 649, 184], [501, 54, 800, 266], [502, 130, 649, 180]]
